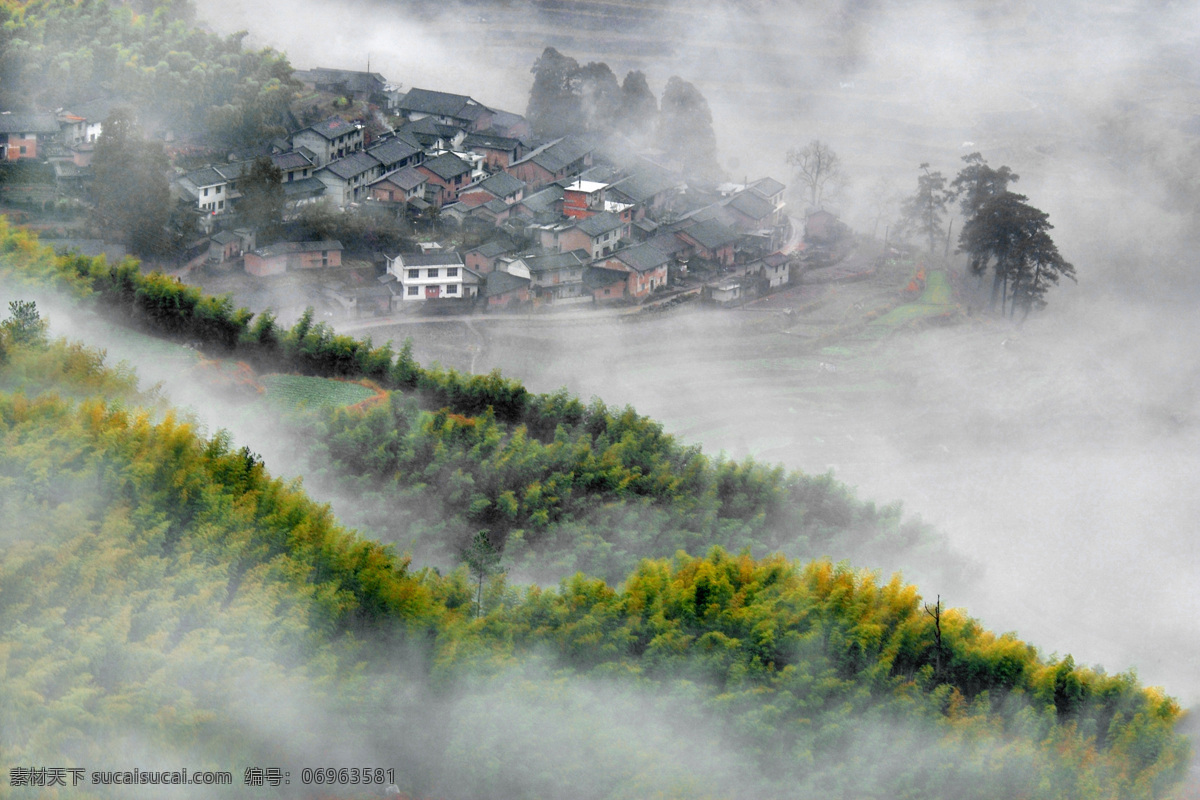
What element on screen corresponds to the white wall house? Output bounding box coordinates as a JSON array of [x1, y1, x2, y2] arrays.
[[386, 251, 480, 301]]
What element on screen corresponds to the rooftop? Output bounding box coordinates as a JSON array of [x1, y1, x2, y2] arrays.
[[301, 116, 359, 141], [252, 240, 343, 258], [574, 211, 624, 238], [611, 242, 671, 273], [321, 151, 381, 180], [394, 251, 465, 267], [483, 270, 530, 297], [475, 171, 524, 198], [419, 152, 472, 181]]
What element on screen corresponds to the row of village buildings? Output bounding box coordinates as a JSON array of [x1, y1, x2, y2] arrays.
[[2, 69, 801, 311]]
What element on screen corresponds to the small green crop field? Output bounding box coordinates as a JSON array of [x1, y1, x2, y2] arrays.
[[260, 374, 379, 409], [869, 270, 955, 328]]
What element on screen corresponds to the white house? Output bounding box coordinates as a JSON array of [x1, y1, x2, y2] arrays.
[[386, 251, 480, 301]]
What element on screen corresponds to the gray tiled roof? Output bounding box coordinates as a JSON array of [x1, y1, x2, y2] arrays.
[[611, 242, 670, 273], [750, 176, 786, 197], [680, 219, 740, 250], [272, 150, 315, 170], [512, 135, 592, 174], [322, 151, 381, 180], [399, 88, 481, 118], [282, 176, 327, 199], [368, 137, 422, 168], [463, 132, 521, 152], [395, 252, 465, 267], [728, 190, 776, 221], [419, 152, 472, 181], [524, 250, 588, 274], [519, 185, 563, 214], [0, 111, 59, 134], [574, 211, 623, 238], [374, 166, 426, 192], [583, 266, 627, 290], [476, 171, 523, 198], [483, 270, 530, 297], [252, 240, 342, 258], [303, 116, 358, 141]]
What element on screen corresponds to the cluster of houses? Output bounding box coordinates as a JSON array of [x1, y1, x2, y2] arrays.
[[4, 66, 804, 313]]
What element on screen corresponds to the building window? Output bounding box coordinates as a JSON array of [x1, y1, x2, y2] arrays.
[[203, 188, 209, 197], [446, 284, 458, 294], [218, 201, 224, 210], [447, 267, 458, 277], [407, 286, 418, 296], [427, 268, 439, 278], [407, 269, 419, 279]]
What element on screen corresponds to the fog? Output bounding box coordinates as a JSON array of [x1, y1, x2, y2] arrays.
[[178, 0, 1200, 712]]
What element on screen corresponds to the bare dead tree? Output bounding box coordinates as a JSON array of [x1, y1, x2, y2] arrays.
[[786, 139, 844, 210], [924, 594, 943, 680]]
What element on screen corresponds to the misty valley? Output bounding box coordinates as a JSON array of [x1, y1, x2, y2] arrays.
[[2, 0, 1199, 797]]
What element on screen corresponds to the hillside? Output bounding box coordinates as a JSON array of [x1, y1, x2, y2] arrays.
[[0, 225, 1193, 798]]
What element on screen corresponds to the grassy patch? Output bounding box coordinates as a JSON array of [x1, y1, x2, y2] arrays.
[[261, 374, 380, 410]]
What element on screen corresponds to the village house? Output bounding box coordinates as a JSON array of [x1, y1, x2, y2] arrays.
[[291, 116, 363, 168], [598, 241, 671, 299], [367, 133, 425, 173], [271, 149, 317, 183], [417, 152, 474, 206], [675, 218, 740, 267], [506, 136, 594, 189], [583, 265, 629, 303], [0, 111, 61, 160], [296, 68, 389, 105], [282, 177, 328, 217], [486, 110, 531, 139], [502, 250, 590, 304], [758, 252, 791, 289], [397, 117, 466, 151], [397, 88, 494, 132], [607, 168, 682, 219], [387, 251, 480, 301], [176, 163, 245, 219], [315, 151, 384, 207], [245, 240, 343, 277], [463, 131, 525, 170], [515, 184, 564, 218], [463, 237, 518, 274], [537, 211, 624, 260], [368, 166, 427, 204], [458, 171, 525, 208], [482, 270, 531, 310]]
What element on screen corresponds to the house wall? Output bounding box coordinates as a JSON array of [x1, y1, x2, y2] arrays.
[[245, 253, 286, 277], [487, 287, 529, 309], [2, 134, 41, 161]]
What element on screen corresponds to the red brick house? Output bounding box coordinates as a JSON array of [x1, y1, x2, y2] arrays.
[[506, 136, 594, 190], [676, 219, 739, 267], [458, 171, 524, 208], [483, 270, 531, 310], [583, 266, 628, 303], [0, 111, 60, 161], [464, 237, 517, 274], [599, 242, 671, 299], [463, 132, 524, 170], [245, 240, 343, 277], [417, 153, 474, 206]]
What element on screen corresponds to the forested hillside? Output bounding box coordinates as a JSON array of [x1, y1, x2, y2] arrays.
[[0, 224, 1193, 798], [0, 0, 297, 144]]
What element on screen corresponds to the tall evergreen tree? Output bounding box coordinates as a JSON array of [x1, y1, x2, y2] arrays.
[[959, 191, 1075, 316], [657, 76, 721, 181], [91, 109, 171, 257], [618, 70, 658, 141], [897, 163, 950, 256], [238, 156, 285, 236], [526, 47, 583, 138]]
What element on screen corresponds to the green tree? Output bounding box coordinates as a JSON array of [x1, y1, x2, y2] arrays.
[[657, 77, 721, 181], [898, 163, 951, 257], [238, 156, 285, 235], [526, 47, 583, 138], [464, 531, 502, 618], [91, 109, 171, 257], [618, 70, 658, 141], [1, 300, 47, 347], [959, 191, 1076, 316]]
